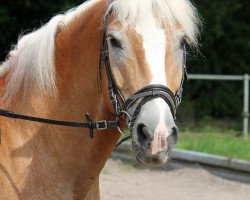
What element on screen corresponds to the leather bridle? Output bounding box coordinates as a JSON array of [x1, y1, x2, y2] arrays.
[[0, 9, 187, 145], [99, 9, 187, 127]]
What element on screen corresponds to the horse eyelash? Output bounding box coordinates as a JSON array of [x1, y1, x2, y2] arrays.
[[107, 35, 123, 49], [180, 38, 187, 48]]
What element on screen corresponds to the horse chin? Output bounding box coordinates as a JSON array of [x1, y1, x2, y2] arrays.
[[131, 142, 169, 166]]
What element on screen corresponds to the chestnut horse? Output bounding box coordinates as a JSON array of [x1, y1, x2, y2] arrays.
[[0, 0, 200, 199]]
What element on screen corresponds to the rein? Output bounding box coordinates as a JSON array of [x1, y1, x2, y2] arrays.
[[0, 8, 187, 146], [0, 109, 119, 139]]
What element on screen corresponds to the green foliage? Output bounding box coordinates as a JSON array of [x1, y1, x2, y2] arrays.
[[177, 130, 250, 161], [0, 0, 249, 124], [182, 0, 250, 121]]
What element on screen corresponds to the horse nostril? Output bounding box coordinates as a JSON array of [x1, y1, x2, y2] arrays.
[[137, 124, 150, 149], [170, 126, 178, 144], [171, 126, 178, 136]]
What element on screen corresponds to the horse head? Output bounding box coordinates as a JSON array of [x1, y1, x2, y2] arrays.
[[101, 0, 200, 165]]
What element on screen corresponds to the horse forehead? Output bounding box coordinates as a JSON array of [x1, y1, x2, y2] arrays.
[[111, 19, 169, 86], [134, 23, 167, 85]]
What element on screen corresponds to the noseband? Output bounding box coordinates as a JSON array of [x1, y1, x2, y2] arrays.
[[0, 9, 187, 145]]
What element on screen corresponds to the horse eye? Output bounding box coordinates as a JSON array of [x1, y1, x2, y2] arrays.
[[180, 37, 189, 50], [109, 37, 122, 49], [180, 39, 186, 49]]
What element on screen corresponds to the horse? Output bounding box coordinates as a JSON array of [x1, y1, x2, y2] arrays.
[[0, 0, 200, 199]]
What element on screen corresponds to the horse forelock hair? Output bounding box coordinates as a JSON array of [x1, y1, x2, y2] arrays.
[[107, 0, 200, 45], [0, 0, 98, 101], [0, 0, 200, 102]]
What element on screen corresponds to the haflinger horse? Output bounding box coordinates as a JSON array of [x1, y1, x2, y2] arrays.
[[0, 0, 200, 199]]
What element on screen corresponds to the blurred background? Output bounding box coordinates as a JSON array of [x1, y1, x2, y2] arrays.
[[0, 0, 249, 161]]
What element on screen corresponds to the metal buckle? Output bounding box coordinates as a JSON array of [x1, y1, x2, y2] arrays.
[[96, 120, 108, 130]]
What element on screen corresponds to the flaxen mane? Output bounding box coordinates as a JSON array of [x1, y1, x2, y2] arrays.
[[107, 0, 200, 42], [0, 0, 97, 101], [0, 0, 200, 101]]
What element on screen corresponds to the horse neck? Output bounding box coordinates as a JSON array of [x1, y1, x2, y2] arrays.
[[52, 0, 120, 185], [53, 0, 119, 160], [0, 0, 119, 193]]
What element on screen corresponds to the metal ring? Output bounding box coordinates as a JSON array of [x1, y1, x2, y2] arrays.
[[121, 110, 132, 129], [115, 116, 130, 136], [117, 126, 129, 136]]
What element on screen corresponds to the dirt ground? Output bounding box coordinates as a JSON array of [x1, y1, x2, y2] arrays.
[[100, 159, 250, 200]]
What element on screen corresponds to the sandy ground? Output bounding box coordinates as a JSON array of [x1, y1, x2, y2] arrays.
[[100, 159, 250, 200]]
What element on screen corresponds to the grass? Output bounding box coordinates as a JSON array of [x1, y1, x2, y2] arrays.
[[120, 119, 250, 161], [177, 129, 250, 161]]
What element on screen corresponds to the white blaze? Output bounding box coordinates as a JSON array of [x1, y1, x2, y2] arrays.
[[143, 30, 166, 85], [136, 16, 171, 155], [136, 16, 167, 86], [151, 99, 170, 155]]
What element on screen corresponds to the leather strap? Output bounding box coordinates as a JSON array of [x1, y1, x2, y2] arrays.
[[99, 8, 125, 116], [123, 84, 177, 123], [0, 109, 119, 139]]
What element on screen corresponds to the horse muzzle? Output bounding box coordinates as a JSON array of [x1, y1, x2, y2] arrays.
[[115, 84, 180, 165], [129, 97, 178, 166]]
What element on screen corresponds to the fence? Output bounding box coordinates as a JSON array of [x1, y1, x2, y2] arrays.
[[187, 74, 249, 140]]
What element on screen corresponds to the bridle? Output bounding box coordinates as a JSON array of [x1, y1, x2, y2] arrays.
[[99, 9, 187, 128], [0, 9, 187, 145]]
